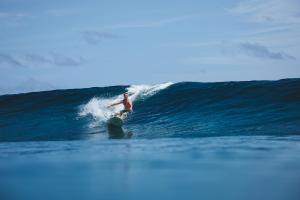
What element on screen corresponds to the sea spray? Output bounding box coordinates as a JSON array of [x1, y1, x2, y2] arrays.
[[78, 82, 173, 127]]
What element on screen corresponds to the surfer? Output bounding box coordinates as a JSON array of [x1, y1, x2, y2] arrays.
[[107, 92, 133, 117]]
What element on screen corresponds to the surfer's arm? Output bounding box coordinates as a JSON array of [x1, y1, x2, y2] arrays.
[[107, 101, 122, 108]]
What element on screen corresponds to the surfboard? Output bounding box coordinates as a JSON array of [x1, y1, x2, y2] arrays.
[[107, 116, 124, 127]]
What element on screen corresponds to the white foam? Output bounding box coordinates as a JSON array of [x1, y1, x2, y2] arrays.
[[79, 82, 173, 127], [127, 82, 173, 101]]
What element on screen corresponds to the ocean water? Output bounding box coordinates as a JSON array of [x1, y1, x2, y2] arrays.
[[0, 79, 300, 200]]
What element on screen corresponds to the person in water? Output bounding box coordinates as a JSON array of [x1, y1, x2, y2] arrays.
[[108, 92, 133, 117]]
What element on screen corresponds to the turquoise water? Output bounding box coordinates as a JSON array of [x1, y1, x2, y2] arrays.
[[1, 79, 300, 200], [1, 136, 300, 200]]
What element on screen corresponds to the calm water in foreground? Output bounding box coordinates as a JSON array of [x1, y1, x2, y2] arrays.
[[1, 136, 300, 200]]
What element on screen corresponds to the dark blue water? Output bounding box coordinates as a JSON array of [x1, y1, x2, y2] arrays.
[[0, 79, 299, 141], [0, 79, 300, 200]]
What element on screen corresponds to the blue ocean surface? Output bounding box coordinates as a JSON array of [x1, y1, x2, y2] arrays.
[[0, 79, 300, 200]]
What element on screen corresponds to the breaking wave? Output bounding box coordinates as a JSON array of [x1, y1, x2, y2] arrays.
[[0, 79, 299, 142]]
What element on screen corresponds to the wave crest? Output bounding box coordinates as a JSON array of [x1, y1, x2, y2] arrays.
[[78, 82, 173, 126]]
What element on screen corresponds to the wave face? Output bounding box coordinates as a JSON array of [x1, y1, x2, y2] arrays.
[[0, 79, 299, 142]]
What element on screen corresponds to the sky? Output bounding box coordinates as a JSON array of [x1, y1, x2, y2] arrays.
[[0, 0, 300, 93]]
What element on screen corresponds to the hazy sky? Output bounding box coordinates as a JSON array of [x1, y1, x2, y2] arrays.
[[0, 0, 300, 91]]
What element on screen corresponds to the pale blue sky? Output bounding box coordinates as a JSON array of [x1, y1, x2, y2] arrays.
[[0, 0, 299, 92]]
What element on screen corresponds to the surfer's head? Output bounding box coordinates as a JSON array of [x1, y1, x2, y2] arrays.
[[123, 92, 128, 99]]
